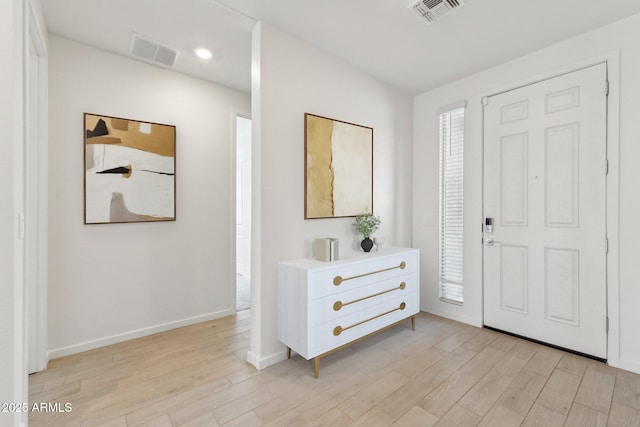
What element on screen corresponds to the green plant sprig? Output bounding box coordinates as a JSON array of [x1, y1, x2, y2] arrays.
[[353, 213, 381, 238]]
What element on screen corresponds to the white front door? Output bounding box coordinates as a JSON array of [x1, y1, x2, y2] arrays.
[[483, 63, 608, 359]]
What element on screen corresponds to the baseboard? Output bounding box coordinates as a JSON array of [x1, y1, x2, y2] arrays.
[[614, 358, 640, 375], [421, 306, 482, 328], [247, 348, 288, 370], [47, 309, 233, 360]]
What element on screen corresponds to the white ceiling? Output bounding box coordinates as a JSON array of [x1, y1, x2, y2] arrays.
[[42, 0, 640, 95]]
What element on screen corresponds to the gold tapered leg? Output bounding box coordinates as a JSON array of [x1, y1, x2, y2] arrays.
[[287, 347, 291, 359], [314, 357, 320, 378], [411, 316, 416, 331]]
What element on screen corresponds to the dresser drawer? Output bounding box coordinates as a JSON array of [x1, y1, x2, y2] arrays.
[[310, 272, 418, 325], [308, 250, 419, 300], [309, 292, 419, 356]]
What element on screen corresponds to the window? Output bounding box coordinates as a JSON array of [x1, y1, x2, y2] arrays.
[[439, 106, 465, 304]]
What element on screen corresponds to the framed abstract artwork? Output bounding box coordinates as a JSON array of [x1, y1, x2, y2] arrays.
[[84, 113, 176, 224], [304, 113, 373, 219]]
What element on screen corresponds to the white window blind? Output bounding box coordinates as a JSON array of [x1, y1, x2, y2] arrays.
[[439, 107, 465, 304]]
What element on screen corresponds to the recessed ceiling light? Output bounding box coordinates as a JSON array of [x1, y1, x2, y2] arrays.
[[195, 48, 213, 60]]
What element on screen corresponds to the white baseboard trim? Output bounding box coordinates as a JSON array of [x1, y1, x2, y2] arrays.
[[247, 348, 288, 370], [614, 358, 640, 375], [47, 309, 233, 360], [422, 306, 482, 328]]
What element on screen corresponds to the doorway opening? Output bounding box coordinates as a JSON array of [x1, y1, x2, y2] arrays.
[[235, 115, 251, 311]]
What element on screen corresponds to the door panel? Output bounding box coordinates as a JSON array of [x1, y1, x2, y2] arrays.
[[500, 244, 528, 314], [483, 63, 607, 359], [545, 123, 579, 227], [500, 133, 528, 226]]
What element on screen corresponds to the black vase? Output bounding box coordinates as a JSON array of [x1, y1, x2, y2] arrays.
[[361, 237, 374, 252]]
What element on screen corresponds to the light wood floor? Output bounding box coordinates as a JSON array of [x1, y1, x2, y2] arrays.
[[29, 310, 640, 426]]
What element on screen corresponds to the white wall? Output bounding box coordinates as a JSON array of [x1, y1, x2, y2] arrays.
[[249, 22, 414, 368], [48, 35, 250, 357], [413, 13, 640, 373]]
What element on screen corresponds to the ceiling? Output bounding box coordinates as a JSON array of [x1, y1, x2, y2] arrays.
[[42, 0, 640, 95]]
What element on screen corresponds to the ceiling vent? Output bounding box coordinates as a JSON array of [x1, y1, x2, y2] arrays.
[[410, 0, 465, 22], [130, 33, 179, 68]]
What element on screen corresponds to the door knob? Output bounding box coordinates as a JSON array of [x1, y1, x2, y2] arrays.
[[485, 238, 494, 246]]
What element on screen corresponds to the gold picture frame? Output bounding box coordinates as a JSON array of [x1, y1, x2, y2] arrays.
[[304, 113, 373, 219]]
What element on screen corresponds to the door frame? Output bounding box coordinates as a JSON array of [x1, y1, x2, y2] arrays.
[[25, 0, 49, 373], [480, 51, 621, 368]]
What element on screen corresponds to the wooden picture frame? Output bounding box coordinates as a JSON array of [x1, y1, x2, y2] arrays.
[[84, 113, 176, 224], [304, 113, 373, 219]]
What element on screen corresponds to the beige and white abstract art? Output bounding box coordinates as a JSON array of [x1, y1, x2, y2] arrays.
[[84, 113, 176, 224], [305, 114, 373, 219]]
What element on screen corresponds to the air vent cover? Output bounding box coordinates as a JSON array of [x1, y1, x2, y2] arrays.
[[410, 0, 465, 22], [130, 33, 179, 68]]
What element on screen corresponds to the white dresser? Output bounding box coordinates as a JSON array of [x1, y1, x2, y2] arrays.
[[278, 246, 420, 377]]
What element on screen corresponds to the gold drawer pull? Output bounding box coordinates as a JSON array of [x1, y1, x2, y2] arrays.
[[333, 261, 406, 286], [333, 282, 406, 311], [333, 302, 406, 336]]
